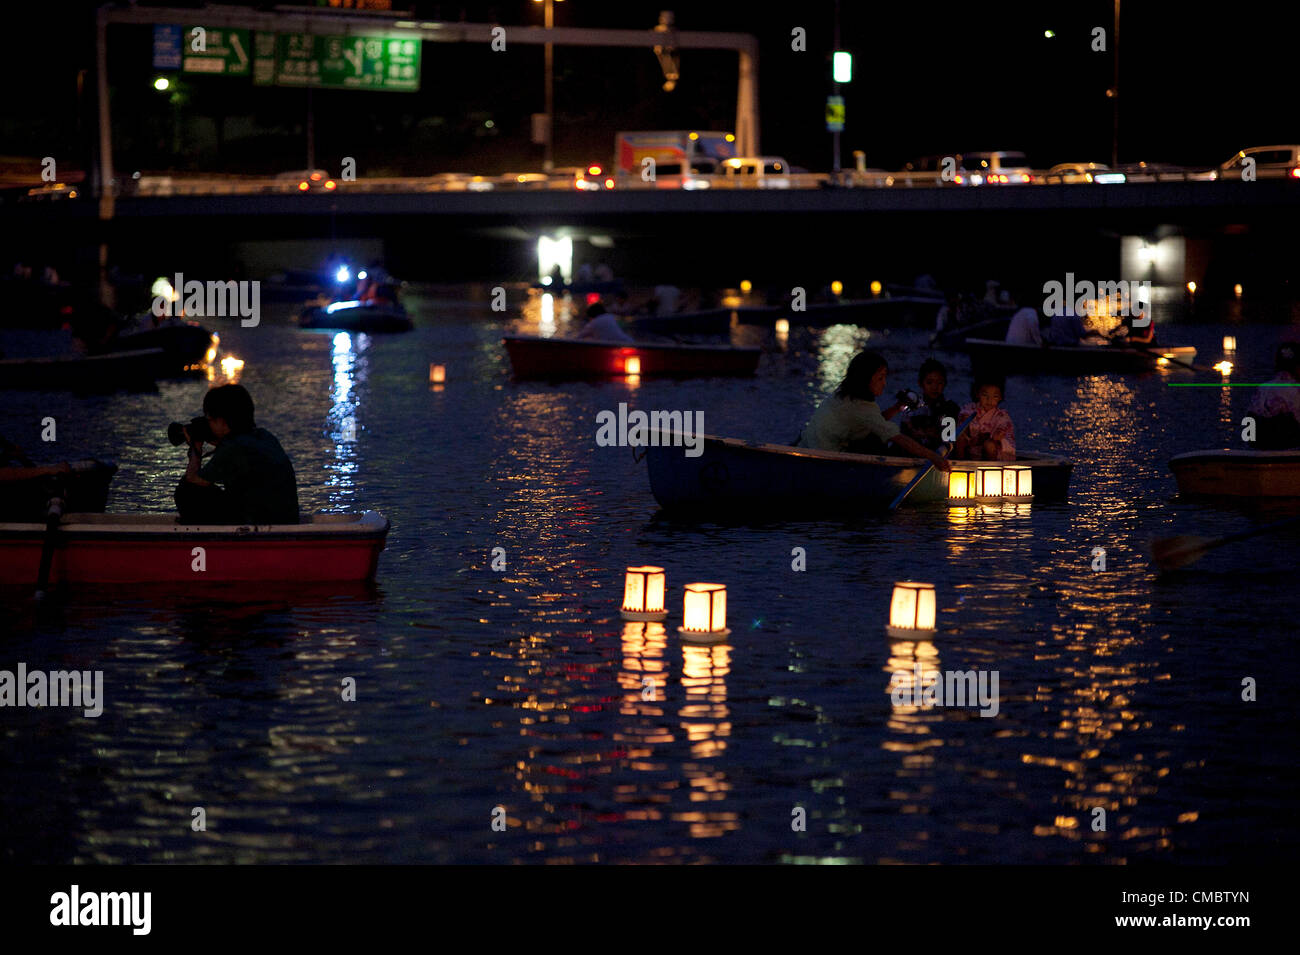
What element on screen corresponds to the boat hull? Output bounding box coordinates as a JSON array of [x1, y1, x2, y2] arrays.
[[0, 348, 178, 391], [645, 434, 1071, 516], [964, 338, 1197, 375], [0, 511, 389, 584], [299, 303, 412, 332], [503, 335, 760, 380], [1170, 449, 1300, 497], [0, 459, 118, 521]]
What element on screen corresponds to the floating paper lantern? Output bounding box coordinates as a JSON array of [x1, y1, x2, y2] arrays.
[[870, 280, 883, 295], [1003, 464, 1032, 499], [621, 566, 668, 621], [429, 364, 446, 383], [975, 467, 1004, 499], [887, 582, 937, 638], [948, 467, 973, 502], [1234, 284, 1243, 298], [625, 356, 641, 376], [1223, 335, 1237, 353], [740, 279, 753, 294], [678, 583, 729, 640]]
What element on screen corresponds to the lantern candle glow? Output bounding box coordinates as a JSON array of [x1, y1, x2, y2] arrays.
[[678, 583, 729, 640], [887, 582, 938, 637], [1002, 465, 1032, 499], [1223, 335, 1237, 353], [947, 467, 973, 502], [624, 356, 641, 376], [621, 566, 668, 621], [975, 467, 1004, 499], [429, 364, 446, 383]]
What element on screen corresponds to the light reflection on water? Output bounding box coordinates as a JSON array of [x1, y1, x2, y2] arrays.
[[1, 302, 1298, 864]]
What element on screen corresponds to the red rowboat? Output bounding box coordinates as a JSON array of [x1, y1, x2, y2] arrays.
[[0, 511, 389, 585], [502, 334, 761, 380]]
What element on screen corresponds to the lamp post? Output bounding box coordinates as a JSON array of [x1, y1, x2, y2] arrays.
[[534, 0, 564, 173], [1110, 0, 1120, 168]]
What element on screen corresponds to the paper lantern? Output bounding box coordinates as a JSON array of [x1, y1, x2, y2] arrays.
[[678, 583, 729, 640], [429, 364, 446, 383], [948, 467, 973, 502], [1003, 465, 1032, 499], [975, 467, 1004, 499], [621, 566, 667, 621], [1223, 335, 1237, 353], [624, 356, 641, 376], [887, 582, 937, 637]]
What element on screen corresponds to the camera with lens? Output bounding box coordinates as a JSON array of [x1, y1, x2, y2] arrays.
[[167, 415, 213, 447], [895, 389, 921, 411]]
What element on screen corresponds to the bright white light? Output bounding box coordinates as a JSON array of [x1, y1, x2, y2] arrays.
[[326, 300, 362, 314], [537, 235, 573, 284], [332, 332, 352, 354], [335, 266, 351, 283], [832, 51, 852, 83], [358, 270, 368, 280]]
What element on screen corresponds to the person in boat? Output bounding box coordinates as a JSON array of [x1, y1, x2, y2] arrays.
[[1247, 343, 1300, 449], [1005, 306, 1044, 346], [899, 359, 962, 450], [652, 284, 681, 316], [1044, 308, 1088, 347], [0, 434, 70, 483], [954, 377, 1017, 462], [574, 302, 633, 343], [794, 350, 952, 472], [176, 384, 300, 525]]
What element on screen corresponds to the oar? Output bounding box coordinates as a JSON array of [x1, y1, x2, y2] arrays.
[[889, 413, 975, 510], [33, 484, 66, 602], [1151, 514, 1300, 572], [1128, 341, 1214, 373]]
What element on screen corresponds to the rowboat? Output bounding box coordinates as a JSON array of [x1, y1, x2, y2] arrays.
[[298, 300, 412, 332], [0, 347, 177, 391], [1170, 449, 1300, 498], [645, 433, 1071, 515], [0, 459, 118, 521], [503, 335, 761, 380], [109, 321, 216, 369], [963, 338, 1197, 375], [0, 511, 389, 585]]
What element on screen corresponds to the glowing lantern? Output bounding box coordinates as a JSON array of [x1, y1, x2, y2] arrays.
[[775, 318, 790, 335], [947, 467, 973, 502], [1187, 281, 1197, 295], [740, 279, 753, 294], [1214, 360, 1233, 376], [870, 280, 883, 295], [887, 582, 937, 638], [679, 583, 729, 640], [830, 280, 844, 296], [1223, 336, 1237, 353], [1002, 465, 1032, 499], [624, 356, 641, 376], [621, 566, 668, 621], [429, 364, 446, 384], [1234, 283, 1243, 298], [975, 467, 1004, 499]]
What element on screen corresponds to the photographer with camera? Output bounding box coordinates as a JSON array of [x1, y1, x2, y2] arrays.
[[173, 384, 299, 525]]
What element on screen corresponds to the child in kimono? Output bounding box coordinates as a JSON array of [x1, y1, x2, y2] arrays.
[[955, 378, 1016, 462]]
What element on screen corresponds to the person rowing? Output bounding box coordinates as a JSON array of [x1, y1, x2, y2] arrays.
[[794, 350, 952, 471]]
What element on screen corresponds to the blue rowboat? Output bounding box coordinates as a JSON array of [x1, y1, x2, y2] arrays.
[[644, 433, 1071, 516]]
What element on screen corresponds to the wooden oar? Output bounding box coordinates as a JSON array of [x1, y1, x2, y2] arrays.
[[33, 485, 66, 602], [1151, 513, 1300, 571], [889, 414, 975, 510]]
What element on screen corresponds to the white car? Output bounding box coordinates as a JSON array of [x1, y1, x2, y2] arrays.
[[1043, 162, 1125, 184], [1218, 145, 1300, 180], [954, 151, 1034, 185], [718, 156, 792, 188]]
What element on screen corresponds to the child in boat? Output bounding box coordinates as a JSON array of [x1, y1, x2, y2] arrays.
[[954, 377, 1017, 461], [795, 350, 952, 471], [1248, 343, 1300, 449], [900, 358, 962, 450]]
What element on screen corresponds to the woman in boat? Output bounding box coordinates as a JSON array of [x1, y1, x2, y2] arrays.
[[900, 358, 962, 450], [1248, 343, 1300, 449], [795, 350, 952, 471], [954, 377, 1017, 462]]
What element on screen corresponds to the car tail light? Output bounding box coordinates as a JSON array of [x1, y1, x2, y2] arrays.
[[604, 178, 614, 189], [586, 293, 601, 305], [1022, 174, 1032, 182], [954, 174, 964, 184], [325, 180, 337, 190], [575, 178, 585, 190], [310, 172, 322, 181], [588, 165, 602, 176], [298, 181, 309, 191], [1291, 167, 1300, 179]]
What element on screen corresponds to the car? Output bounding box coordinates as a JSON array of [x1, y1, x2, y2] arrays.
[[1218, 145, 1300, 180], [20, 182, 79, 201], [1112, 161, 1216, 183], [1042, 162, 1126, 184], [277, 169, 338, 192], [717, 156, 792, 188], [954, 151, 1034, 185], [499, 172, 550, 189], [549, 165, 615, 191]]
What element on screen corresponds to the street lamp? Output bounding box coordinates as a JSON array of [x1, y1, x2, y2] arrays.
[[533, 0, 565, 173]]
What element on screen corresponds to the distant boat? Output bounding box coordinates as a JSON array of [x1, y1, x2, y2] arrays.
[[1170, 449, 1300, 498], [963, 338, 1197, 375], [0, 511, 390, 585], [644, 432, 1072, 516], [0, 347, 179, 391], [503, 335, 761, 380], [110, 320, 216, 368], [0, 459, 118, 521], [298, 300, 412, 332]]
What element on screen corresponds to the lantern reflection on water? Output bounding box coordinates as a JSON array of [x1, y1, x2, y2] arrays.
[[621, 566, 668, 621], [679, 583, 729, 641], [887, 582, 937, 638]]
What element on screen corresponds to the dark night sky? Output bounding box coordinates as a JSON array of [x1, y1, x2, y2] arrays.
[[1, 1, 1293, 175]]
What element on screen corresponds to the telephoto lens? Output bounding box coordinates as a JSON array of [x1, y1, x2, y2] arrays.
[[167, 416, 212, 446]]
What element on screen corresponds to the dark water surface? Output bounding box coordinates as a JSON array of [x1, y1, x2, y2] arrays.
[[3, 291, 1298, 864]]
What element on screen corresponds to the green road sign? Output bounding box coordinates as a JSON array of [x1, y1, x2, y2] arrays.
[[253, 33, 420, 91], [182, 26, 251, 76]]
